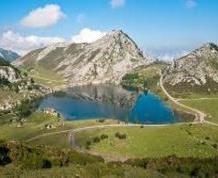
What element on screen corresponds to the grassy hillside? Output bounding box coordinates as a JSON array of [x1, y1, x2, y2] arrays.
[[75, 124, 218, 159], [121, 62, 167, 94], [21, 65, 66, 88], [0, 111, 119, 142], [182, 99, 218, 123], [1, 141, 218, 178]]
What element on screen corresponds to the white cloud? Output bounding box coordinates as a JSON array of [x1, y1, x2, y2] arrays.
[[20, 4, 65, 28], [71, 28, 106, 43], [0, 28, 107, 55], [110, 0, 125, 8], [0, 31, 65, 55], [185, 0, 197, 8]]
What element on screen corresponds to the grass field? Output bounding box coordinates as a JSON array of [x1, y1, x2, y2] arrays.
[[0, 111, 119, 142], [182, 99, 218, 123], [168, 89, 218, 99], [75, 124, 218, 159]]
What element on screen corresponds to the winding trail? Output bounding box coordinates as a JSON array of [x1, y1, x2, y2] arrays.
[[177, 98, 218, 101], [159, 73, 206, 123], [26, 122, 201, 143]]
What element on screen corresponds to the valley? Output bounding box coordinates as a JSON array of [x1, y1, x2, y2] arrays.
[[1, 30, 218, 177]]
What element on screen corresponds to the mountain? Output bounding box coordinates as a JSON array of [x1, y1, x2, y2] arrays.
[[0, 57, 21, 84], [14, 30, 153, 87], [163, 43, 218, 93], [0, 48, 20, 62]]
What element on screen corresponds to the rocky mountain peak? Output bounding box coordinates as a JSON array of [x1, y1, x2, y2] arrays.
[[188, 43, 218, 58], [164, 42, 218, 91], [202, 43, 218, 50], [15, 29, 153, 87]]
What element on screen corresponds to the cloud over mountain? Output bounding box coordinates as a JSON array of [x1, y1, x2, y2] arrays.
[[20, 4, 65, 28], [71, 28, 106, 43], [0, 31, 65, 55]]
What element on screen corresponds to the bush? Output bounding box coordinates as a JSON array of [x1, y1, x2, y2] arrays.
[[86, 141, 91, 149], [212, 143, 217, 149], [98, 119, 105, 123], [0, 144, 11, 166], [205, 136, 210, 140], [115, 132, 127, 139], [100, 134, 108, 140], [93, 137, 100, 143]]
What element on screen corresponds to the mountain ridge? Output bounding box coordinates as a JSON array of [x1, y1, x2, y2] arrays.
[[0, 48, 20, 62], [163, 42, 218, 93], [15, 30, 153, 87]]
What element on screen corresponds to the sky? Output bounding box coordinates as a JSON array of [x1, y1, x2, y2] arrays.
[[0, 0, 218, 60]]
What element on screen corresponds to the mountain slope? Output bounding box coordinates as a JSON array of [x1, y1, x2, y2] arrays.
[[0, 57, 21, 84], [0, 48, 20, 62], [163, 43, 218, 94], [15, 30, 153, 87]]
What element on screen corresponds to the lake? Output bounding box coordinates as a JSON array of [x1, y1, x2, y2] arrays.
[[38, 85, 184, 124]]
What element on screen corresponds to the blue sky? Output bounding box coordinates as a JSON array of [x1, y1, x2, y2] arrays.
[[0, 0, 218, 59]]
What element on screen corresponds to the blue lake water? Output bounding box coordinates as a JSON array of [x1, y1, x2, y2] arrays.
[[38, 85, 183, 124]]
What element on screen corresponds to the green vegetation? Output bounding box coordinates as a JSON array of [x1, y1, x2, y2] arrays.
[[182, 99, 218, 123], [1, 141, 218, 178], [25, 65, 66, 88], [0, 111, 119, 144], [121, 62, 167, 95], [75, 124, 218, 159]]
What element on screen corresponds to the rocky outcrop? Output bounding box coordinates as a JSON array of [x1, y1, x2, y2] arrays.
[[15, 30, 153, 87], [163, 43, 218, 91], [0, 57, 21, 83], [0, 66, 20, 83]]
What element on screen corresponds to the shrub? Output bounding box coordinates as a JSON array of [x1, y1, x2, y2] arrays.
[[212, 143, 217, 149], [86, 141, 91, 149], [100, 134, 108, 140], [115, 132, 127, 139], [0, 145, 11, 166], [98, 119, 105, 123], [93, 137, 100, 143], [205, 136, 210, 140]]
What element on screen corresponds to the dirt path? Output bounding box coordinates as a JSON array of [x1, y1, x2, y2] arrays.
[[178, 98, 218, 101], [159, 73, 206, 123], [26, 122, 201, 143]]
